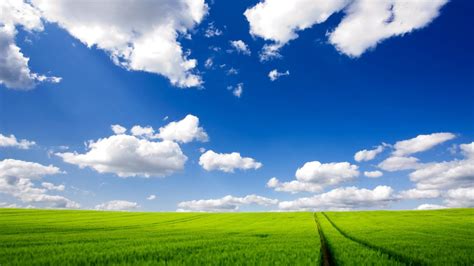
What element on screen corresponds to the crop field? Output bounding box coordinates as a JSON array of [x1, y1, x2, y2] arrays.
[[0, 208, 473, 265]]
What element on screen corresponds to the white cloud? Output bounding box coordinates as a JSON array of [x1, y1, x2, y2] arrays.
[[41, 182, 65, 191], [147, 194, 156, 200], [229, 40, 251, 55], [32, 0, 208, 88], [0, 1, 60, 89], [57, 134, 187, 178], [245, 0, 448, 59], [392, 132, 455, 157], [0, 159, 79, 208], [296, 161, 359, 185], [268, 69, 289, 81], [229, 83, 244, 98], [204, 57, 213, 69], [329, 0, 449, 57], [226, 67, 239, 75], [156, 114, 208, 143], [444, 187, 474, 208], [204, 22, 222, 38], [408, 142, 474, 190], [244, 0, 349, 59], [95, 200, 139, 211], [364, 170, 383, 178], [378, 156, 421, 172], [131, 125, 154, 138], [279, 186, 395, 211], [0, 133, 35, 149], [398, 188, 440, 199], [177, 194, 278, 212], [111, 124, 127, 135], [354, 144, 385, 162], [416, 204, 446, 210], [267, 177, 323, 193], [199, 150, 262, 173]]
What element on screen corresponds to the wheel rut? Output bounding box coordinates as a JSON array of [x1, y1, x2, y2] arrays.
[[321, 212, 424, 266], [313, 213, 333, 266]]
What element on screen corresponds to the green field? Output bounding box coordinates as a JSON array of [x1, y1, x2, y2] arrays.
[[0, 208, 472, 265]]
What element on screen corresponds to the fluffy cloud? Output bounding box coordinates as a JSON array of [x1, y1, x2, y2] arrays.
[[416, 204, 446, 210], [0, 1, 60, 89], [111, 124, 127, 135], [279, 186, 395, 211], [199, 150, 262, 173], [204, 22, 222, 38], [296, 161, 359, 185], [354, 145, 385, 162], [41, 182, 65, 191], [31, 0, 208, 88], [408, 142, 474, 190], [245, 0, 448, 59], [57, 134, 187, 178], [392, 132, 455, 157], [268, 69, 289, 81], [95, 200, 139, 211], [156, 114, 208, 143], [444, 187, 474, 208], [267, 177, 323, 193], [228, 83, 244, 98], [364, 170, 383, 178], [177, 194, 278, 212], [147, 194, 157, 200], [229, 40, 251, 55], [378, 156, 421, 172], [131, 125, 155, 138], [329, 0, 449, 57], [0, 133, 35, 149], [0, 159, 79, 208], [244, 0, 349, 59], [397, 188, 440, 199]]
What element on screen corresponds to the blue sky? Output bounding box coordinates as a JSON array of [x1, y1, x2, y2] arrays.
[[0, 0, 473, 211]]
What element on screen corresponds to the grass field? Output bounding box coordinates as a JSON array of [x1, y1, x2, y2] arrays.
[[0, 208, 472, 265]]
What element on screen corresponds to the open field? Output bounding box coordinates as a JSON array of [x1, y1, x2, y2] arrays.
[[0, 208, 473, 265], [0, 209, 320, 265]]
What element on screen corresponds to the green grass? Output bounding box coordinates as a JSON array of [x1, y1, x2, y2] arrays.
[[1, 208, 473, 265], [323, 208, 474, 265], [0, 209, 320, 265], [315, 213, 402, 265]]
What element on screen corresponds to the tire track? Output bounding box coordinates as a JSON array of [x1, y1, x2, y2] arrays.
[[321, 212, 424, 266], [313, 213, 333, 266]]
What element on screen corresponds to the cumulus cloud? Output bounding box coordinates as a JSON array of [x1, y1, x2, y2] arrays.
[[267, 177, 323, 193], [0, 159, 79, 208], [408, 142, 474, 190], [245, 0, 448, 59], [95, 200, 139, 211], [57, 134, 187, 178], [111, 124, 127, 135], [268, 69, 289, 81], [131, 125, 154, 138], [147, 194, 156, 200], [41, 182, 65, 191], [354, 144, 385, 162], [177, 194, 278, 212], [31, 0, 208, 88], [227, 83, 244, 98], [443, 187, 474, 208], [392, 132, 455, 157], [296, 161, 359, 185], [156, 114, 208, 143], [378, 156, 421, 172], [244, 0, 349, 59], [229, 40, 251, 55], [364, 170, 383, 178], [0, 133, 35, 149], [199, 150, 262, 173], [0, 1, 60, 89], [279, 186, 395, 211], [329, 0, 449, 57], [398, 188, 440, 199], [204, 22, 222, 38], [416, 204, 446, 210]]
